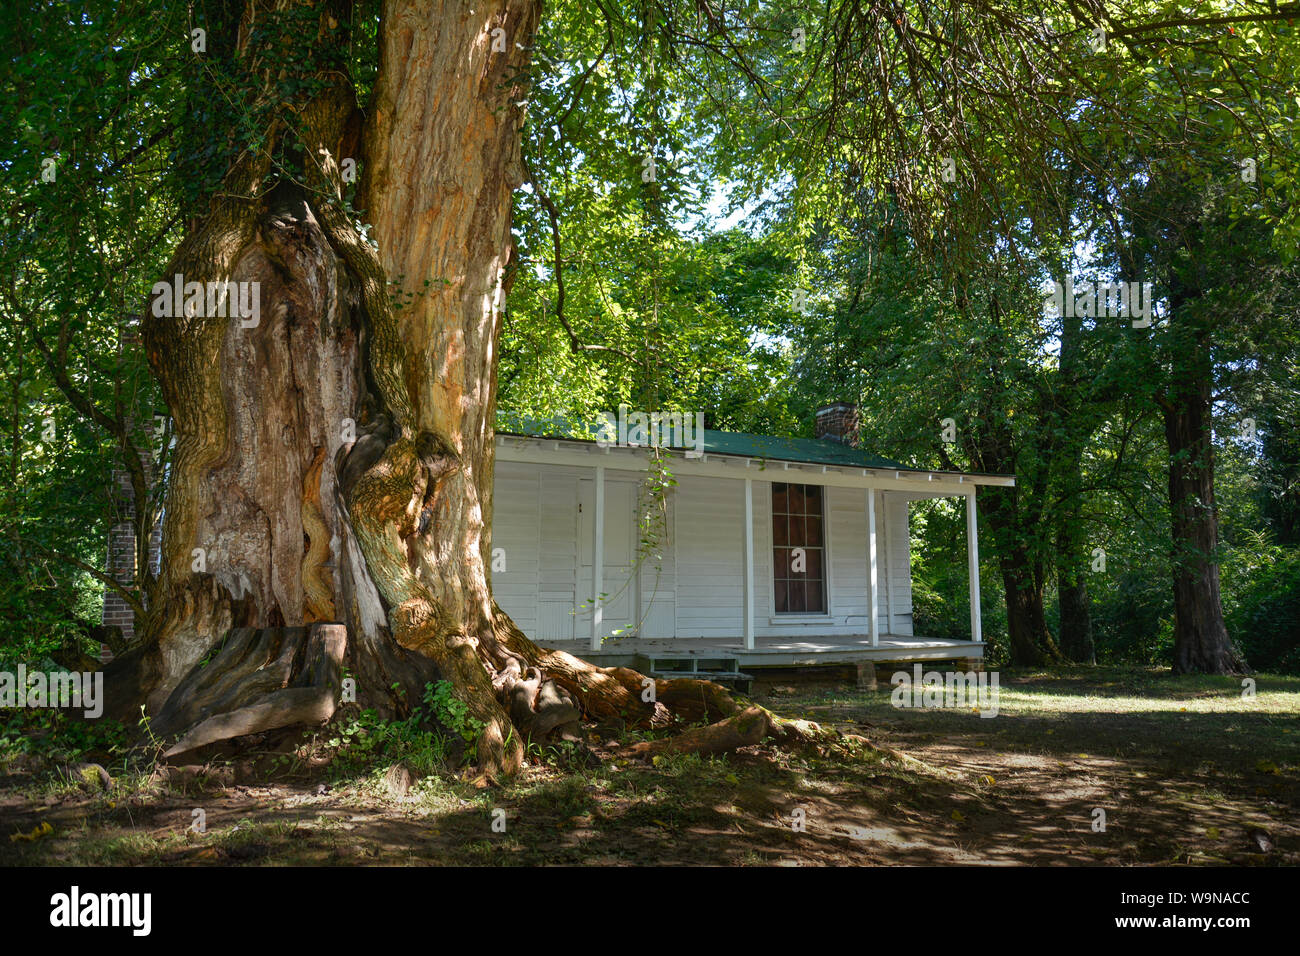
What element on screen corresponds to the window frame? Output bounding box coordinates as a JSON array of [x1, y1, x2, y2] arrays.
[[770, 481, 831, 617]]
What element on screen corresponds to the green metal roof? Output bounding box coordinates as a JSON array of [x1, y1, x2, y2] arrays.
[[495, 412, 909, 471], [696, 430, 906, 470]]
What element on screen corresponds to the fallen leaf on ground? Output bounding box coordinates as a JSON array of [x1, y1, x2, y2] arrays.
[[9, 821, 54, 843]]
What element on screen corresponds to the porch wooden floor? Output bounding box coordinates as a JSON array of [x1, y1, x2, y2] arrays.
[[542, 634, 984, 669]]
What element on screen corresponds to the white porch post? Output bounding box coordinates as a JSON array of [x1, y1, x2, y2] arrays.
[[590, 465, 605, 651], [966, 490, 983, 644], [743, 478, 755, 650], [882, 491, 895, 635], [866, 488, 879, 647]]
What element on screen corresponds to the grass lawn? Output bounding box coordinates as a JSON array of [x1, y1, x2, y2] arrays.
[[2, 665, 1296, 865]]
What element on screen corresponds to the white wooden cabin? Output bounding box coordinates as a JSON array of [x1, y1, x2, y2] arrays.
[[491, 407, 1015, 675]]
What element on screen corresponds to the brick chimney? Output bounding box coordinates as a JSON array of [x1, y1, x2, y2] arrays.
[[815, 402, 860, 447]]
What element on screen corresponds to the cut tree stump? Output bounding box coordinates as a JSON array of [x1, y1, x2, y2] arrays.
[[152, 624, 346, 759]]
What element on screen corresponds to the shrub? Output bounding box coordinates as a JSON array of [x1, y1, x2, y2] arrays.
[[1226, 547, 1300, 673]]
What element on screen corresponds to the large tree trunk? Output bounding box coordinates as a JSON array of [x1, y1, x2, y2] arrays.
[[1163, 334, 1246, 675], [116, 0, 448, 728], [113, 0, 551, 774], [104, 0, 807, 778]]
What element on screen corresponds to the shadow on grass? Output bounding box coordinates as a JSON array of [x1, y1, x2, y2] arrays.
[[3, 667, 1297, 866]]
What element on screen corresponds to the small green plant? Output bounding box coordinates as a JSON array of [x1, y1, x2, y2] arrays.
[[138, 704, 163, 750], [425, 680, 486, 762], [310, 678, 499, 779], [0, 707, 130, 764], [527, 738, 588, 771], [320, 703, 449, 779]]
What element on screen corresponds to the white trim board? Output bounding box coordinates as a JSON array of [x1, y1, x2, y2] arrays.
[[495, 436, 1015, 491]]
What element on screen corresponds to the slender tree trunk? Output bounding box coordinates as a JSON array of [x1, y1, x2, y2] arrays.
[[974, 485, 1062, 666], [999, 542, 1058, 667], [1055, 455, 1096, 664], [962, 393, 1063, 666], [1055, 284, 1095, 663], [955, 285, 1065, 667], [1057, 567, 1095, 663]]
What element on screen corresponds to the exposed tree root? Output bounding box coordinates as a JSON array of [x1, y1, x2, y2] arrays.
[[623, 706, 773, 758], [485, 606, 865, 763], [150, 624, 346, 760], [128, 601, 877, 774]]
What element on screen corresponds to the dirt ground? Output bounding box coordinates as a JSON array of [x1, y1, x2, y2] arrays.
[[2, 666, 1297, 865]]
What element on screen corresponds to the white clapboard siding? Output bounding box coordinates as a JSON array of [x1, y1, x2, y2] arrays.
[[536, 467, 581, 641], [578, 477, 638, 638], [672, 475, 745, 638], [491, 463, 540, 633], [830, 485, 869, 625], [637, 489, 677, 638], [488, 458, 921, 642], [753, 479, 772, 627], [885, 494, 913, 635]]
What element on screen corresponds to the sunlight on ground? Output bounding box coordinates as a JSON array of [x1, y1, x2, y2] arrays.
[[991, 686, 1300, 715]]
